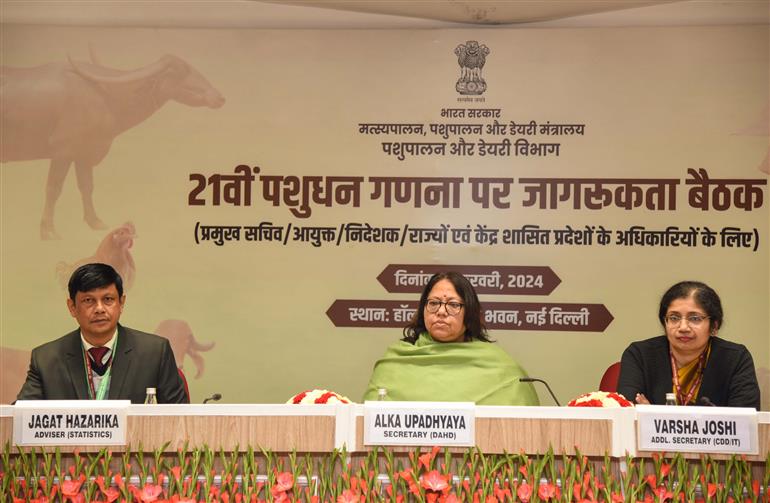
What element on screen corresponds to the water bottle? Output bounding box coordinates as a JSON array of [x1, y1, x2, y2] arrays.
[[665, 393, 676, 406], [144, 387, 158, 404], [377, 388, 387, 401]]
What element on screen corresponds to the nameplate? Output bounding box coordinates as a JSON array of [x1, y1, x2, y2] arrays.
[[363, 401, 475, 446], [13, 400, 130, 446], [636, 405, 758, 454]]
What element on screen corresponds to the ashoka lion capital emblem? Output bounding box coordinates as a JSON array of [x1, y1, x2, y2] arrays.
[[455, 40, 490, 95]]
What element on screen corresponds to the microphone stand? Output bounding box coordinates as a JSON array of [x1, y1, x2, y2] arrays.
[[203, 393, 222, 404], [519, 377, 561, 406]]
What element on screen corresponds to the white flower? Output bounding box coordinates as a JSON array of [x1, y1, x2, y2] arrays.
[[567, 391, 633, 407], [287, 389, 352, 404]]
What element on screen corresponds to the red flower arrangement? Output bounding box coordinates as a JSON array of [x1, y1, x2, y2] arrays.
[[567, 391, 633, 407], [287, 389, 352, 404], [2, 443, 765, 503]]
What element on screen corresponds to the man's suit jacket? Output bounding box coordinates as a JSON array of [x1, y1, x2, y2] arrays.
[[17, 325, 189, 404], [617, 335, 760, 409]]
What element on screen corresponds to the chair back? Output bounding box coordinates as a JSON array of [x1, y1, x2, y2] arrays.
[[599, 362, 621, 392], [177, 368, 191, 402]]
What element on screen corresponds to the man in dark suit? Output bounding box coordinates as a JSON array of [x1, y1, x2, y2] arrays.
[[17, 263, 188, 404]]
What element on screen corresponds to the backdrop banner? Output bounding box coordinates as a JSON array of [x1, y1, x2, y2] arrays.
[[1, 24, 768, 407]]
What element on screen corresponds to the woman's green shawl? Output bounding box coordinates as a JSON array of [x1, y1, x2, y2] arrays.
[[363, 332, 540, 405]]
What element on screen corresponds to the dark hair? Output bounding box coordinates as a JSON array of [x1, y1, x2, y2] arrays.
[[402, 271, 490, 344], [68, 263, 124, 301], [658, 281, 723, 331]]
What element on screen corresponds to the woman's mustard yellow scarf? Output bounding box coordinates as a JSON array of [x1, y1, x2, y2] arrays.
[[672, 342, 712, 405]]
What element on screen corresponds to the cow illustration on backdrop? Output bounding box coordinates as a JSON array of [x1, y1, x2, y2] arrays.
[[0, 53, 225, 239]]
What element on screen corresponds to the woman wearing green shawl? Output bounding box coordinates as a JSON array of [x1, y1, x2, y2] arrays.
[[363, 272, 539, 405]]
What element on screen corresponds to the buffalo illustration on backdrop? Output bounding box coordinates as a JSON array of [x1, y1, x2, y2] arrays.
[[0, 53, 225, 239]]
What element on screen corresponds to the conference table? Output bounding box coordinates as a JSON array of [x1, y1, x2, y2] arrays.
[[1, 404, 767, 460], [2, 403, 768, 502]]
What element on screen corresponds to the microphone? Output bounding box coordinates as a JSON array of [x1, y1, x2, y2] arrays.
[[699, 396, 716, 407], [203, 393, 222, 404], [519, 377, 561, 406]]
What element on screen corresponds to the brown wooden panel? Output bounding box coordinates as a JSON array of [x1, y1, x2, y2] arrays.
[[127, 415, 336, 452], [475, 417, 612, 455], [0, 416, 11, 445], [758, 421, 768, 458], [354, 416, 613, 456]]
